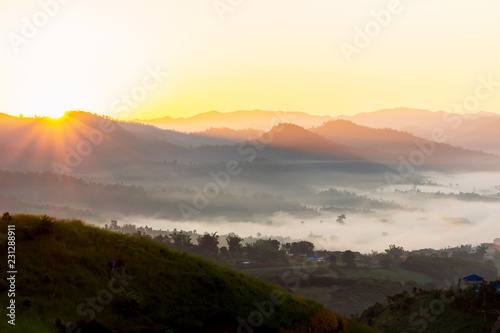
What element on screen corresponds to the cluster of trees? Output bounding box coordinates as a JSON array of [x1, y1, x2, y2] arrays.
[[321, 245, 405, 270], [147, 227, 408, 271], [451, 244, 489, 261], [147, 230, 317, 265], [282, 241, 315, 256], [378, 244, 405, 268], [106, 219, 497, 279]]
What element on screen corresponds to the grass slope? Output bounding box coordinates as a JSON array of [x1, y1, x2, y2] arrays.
[[0, 215, 376, 333], [357, 288, 499, 332]]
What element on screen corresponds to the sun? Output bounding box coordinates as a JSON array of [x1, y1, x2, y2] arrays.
[[21, 83, 79, 119], [43, 109, 67, 120]]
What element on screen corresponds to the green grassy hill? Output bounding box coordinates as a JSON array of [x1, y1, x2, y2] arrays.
[[356, 286, 500, 332], [0, 215, 378, 332]]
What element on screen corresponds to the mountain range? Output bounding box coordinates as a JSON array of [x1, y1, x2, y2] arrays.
[[1, 108, 499, 174], [132, 107, 500, 155], [1, 107, 499, 223]]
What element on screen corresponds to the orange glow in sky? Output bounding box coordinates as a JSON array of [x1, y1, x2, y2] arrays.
[[0, 0, 499, 120]]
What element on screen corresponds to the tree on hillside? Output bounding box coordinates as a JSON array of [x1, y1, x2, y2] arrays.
[[154, 234, 171, 246], [226, 234, 243, 254], [342, 250, 356, 268], [385, 244, 404, 260], [245, 239, 284, 264], [170, 231, 193, 251], [289, 241, 315, 256], [197, 232, 219, 255], [121, 223, 137, 234], [253, 239, 280, 252], [2, 212, 13, 222]]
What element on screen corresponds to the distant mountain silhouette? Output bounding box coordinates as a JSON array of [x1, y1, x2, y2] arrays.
[[334, 107, 500, 155], [194, 127, 262, 144], [437, 117, 500, 155], [134, 109, 333, 132], [311, 119, 500, 170], [335, 107, 498, 131], [1, 110, 498, 175], [254, 123, 361, 161], [0, 112, 368, 174], [132, 108, 500, 156]]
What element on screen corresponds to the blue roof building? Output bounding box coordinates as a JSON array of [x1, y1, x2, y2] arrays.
[[463, 274, 484, 281]]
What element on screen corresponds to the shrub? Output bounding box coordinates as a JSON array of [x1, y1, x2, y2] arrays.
[[34, 215, 55, 234], [1, 212, 13, 221]]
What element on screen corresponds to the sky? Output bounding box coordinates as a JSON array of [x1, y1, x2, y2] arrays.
[[0, 0, 499, 120]]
